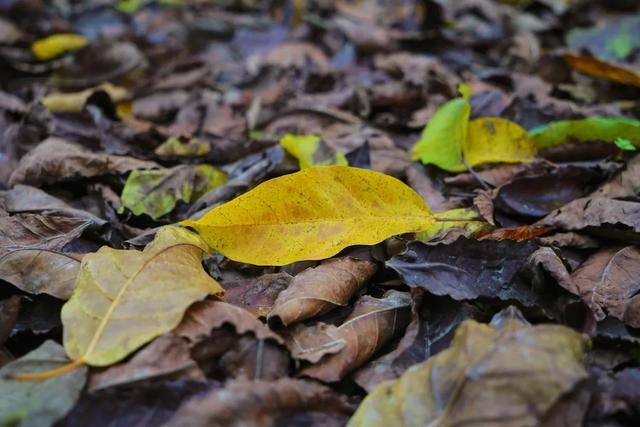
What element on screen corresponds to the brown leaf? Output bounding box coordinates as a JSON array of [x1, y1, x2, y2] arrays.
[[166, 378, 353, 427], [563, 51, 640, 87], [174, 300, 288, 380], [282, 322, 346, 363], [537, 232, 600, 249], [480, 225, 553, 241], [267, 257, 377, 327], [572, 246, 640, 326], [300, 290, 411, 382], [0, 250, 83, 299], [89, 334, 205, 391], [221, 272, 292, 316], [0, 214, 90, 258], [8, 138, 158, 186], [539, 197, 640, 241], [592, 154, 640, 200]]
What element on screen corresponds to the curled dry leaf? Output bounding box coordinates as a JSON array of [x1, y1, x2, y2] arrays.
[[0, 341, 88, 427], [174, 299, 288, 380], [592, 154, 640, 199], [267, 257, 377, 327], [89, 334, 205, 391], [8, 138, 158, 187], [300, 290, 412, 383], [166, 378, 353, 427], [572, 246, 640, 327], [182, 166, 434, 266], [349, 315, 588, 427], [221, 272, 292, 317]]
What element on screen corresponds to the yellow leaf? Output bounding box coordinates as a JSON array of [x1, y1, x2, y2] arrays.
[[348, 317, 587, 427], [463, 117, 537, 167], [563, 52, 640, 87], [280, 134, 348, 169], [13, 226, 224, 381], [42, 83, 128, 113], [416, 208, 491, 242], [182, 166, 434, 266], [31, 33, 88, 61]]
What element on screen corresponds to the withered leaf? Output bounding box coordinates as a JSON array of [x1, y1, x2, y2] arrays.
[[349, 311, 588, 427], [221, 272, 292, 316], [0, 295, 21, 346], [8, 138, 157, 187], [166, 378, 353, 427], [592, 154, 640, 200], [0, 214, 90, 258], [572, 246, 640, 326], [0, 250, 83, 299], [300, 290, 411, 383], [267, 257, 377, 327], [539, 197, 640, 241], [353, 293, 485, 392], [387, 238, 538, 301], [174, 300, 288, 380], [89, 334, 205, 391], [282, 322, 346, 363]]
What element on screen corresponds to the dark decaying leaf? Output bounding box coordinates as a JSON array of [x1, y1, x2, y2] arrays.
[[174, 300, 289, 380], [572, 246, 640, 327], [59, 380, 213, 427], [300, 290, 411, 383], [165, 378, 353, 427], [221, 272, 292, 317], [89, 334, 205, 391], [0, 295, 21, 347], [349, 309, 588, 427], [8, 138, 157, 187], [0, 340, 88, 427], [267, 257, 377, 327], [539, 197, 640, 241]]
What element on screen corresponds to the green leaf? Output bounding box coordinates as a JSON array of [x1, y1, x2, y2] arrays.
[[0, 341, 88, 427], [615, 137, 636, 151], [120, 165, 226, 219], [410, 84, 471, 172], [529, 117, 640, 149], [280, 134, 348, 169]]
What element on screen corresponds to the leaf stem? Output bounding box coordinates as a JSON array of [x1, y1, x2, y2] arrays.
[[11, 359, 86, 381]]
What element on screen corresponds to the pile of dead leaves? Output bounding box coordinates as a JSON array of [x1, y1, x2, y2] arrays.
[[1, 0, 640, 426]]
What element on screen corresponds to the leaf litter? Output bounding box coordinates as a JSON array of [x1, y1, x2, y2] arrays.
[[1, 1, 640, 426]]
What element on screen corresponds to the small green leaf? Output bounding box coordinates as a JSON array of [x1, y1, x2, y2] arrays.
[[120, 165, 226, 219], [615, 137, 636, 151]]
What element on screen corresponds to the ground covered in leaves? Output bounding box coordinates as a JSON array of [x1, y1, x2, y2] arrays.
[[1, 0, 640, 426]]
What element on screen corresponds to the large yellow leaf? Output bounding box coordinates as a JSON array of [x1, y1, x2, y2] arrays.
[[464, 117, 537, 167], [62, 226, 223, 367], [13, 226, 224, 381], [31, 33, 88, 61], [182, 166, 434, 266]]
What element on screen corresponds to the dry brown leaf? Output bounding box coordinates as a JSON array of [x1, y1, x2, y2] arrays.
[[8, 138, 158, 187], [563, 52, 640, 87], [282, 322, 346, 363], [0, 250, 83, 299], [592, 154, 640, 199], [300, 290, 412, 382], [89, 334, 205, 391], [572, 246, 640, 326], [166, 378, 353, 427], [220, 272, 292, 317], [268, 257, 377, 327], [539, 197, 640, 240]]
